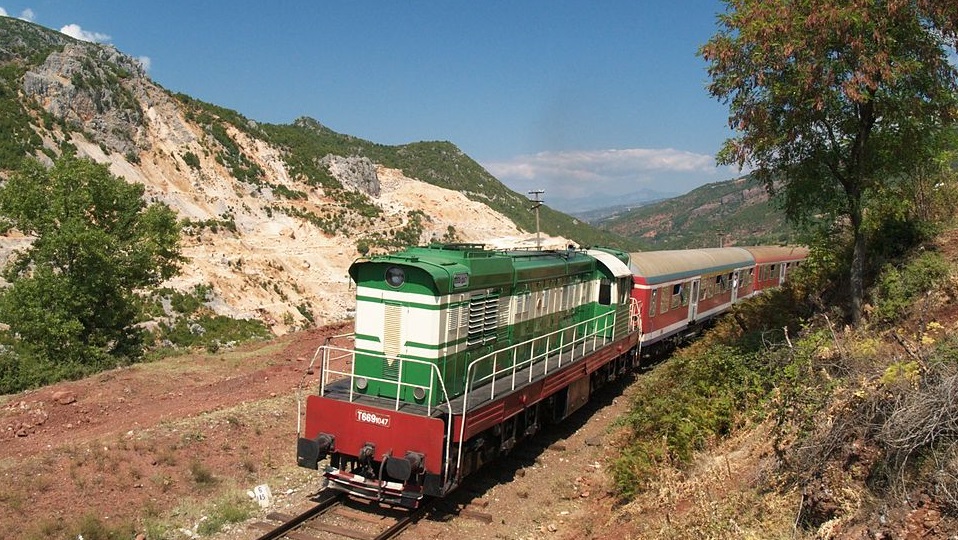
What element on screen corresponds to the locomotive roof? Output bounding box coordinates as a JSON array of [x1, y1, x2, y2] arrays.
[[628, 247, 754, 285], [586, 249, 632, 278], [349, 244, 605, 292]]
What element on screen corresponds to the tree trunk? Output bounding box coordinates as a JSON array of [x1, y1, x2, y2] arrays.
[[849, 199, 865, 325]]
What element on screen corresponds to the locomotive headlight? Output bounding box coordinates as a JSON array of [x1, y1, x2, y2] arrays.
[[355, 377, 368, 391], [385, 266, 405, 288]]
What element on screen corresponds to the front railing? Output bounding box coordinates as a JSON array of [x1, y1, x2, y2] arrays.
[[316, 345, 453, 417]]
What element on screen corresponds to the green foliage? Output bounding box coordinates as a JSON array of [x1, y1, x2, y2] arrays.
[[612, 345, 767, 498], [157, 314, 271, 351], [182, 151, 201, 169], [175, 94, 266, 184], [0, 18, 69, 167], [871, 251, 951, 323], [296, 303, 315, 324], [611, 280, 819, 501], [598, 176, 800, 249], [169, 284, 212, 315], [0, 63, 44, 170], [270, 183, 307, 200], [0, 156, 182, 392], [194, 492, 255, 537], [701, 0, 958, 323], [182, 216, 237, 235]]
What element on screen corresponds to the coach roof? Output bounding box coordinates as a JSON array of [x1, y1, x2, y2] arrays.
[[628, 248, 754, 285]]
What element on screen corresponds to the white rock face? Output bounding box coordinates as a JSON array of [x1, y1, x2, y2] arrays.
[[1, 31, 570, 334]]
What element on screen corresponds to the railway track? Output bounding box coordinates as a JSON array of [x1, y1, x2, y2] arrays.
[[249, 490, 425, 540]]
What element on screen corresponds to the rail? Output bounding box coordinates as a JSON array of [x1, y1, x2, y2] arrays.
[[464, 309, 618, 399]]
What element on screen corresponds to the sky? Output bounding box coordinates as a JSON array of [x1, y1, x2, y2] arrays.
[[0, 1, 741, 212]]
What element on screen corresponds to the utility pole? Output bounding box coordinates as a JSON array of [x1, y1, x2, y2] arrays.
[[528, 190, 544, 250]]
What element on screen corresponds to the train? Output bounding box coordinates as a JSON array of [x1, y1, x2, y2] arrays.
[[296, 243, 808, 508]]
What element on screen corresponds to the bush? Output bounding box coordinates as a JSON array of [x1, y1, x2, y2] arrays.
[[611, 344, 768, 499], [158, 314, 271, 350], [871, 251, 950, 323], [182, 151, 201, 170]]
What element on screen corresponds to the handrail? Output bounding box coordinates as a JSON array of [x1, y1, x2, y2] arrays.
[[454, 308, 620, 480], [316, 345, 453, 417], [308, 306, 633, 491], [297, 332, 355, 436], [466, 309, 616, 396]]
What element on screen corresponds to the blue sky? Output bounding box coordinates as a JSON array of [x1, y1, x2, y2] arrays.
[[0, 2, 740, 212]]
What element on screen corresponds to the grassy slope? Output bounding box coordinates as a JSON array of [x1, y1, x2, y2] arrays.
[[596, 176, 799, 250]]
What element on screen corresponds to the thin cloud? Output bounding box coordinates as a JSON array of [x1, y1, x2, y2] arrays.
[[0, 8, 7, 17], [485, 148, 719, 183], [60, 23, 111, 43], [136, 56, 152, 72], [482, 148, 736, 209], [19, 8, 33, 21]]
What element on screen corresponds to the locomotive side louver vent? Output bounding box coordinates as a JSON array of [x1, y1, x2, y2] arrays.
[[383, 303, 401, 379], [467, 291, 500, 346]]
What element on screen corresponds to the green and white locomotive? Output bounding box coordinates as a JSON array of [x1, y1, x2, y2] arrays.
[[299, 243, 638, 506]]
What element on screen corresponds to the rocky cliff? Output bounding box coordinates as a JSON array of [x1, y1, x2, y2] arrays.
[[0, 17, 568, 334]]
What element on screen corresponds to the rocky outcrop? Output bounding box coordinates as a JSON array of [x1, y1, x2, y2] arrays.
[[321, 154, 380, 197], [23, 42, 147, 157]]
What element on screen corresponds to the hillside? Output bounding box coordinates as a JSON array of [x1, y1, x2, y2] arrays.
[[596, 175, 800, 250], [0, 17, 632, 335]]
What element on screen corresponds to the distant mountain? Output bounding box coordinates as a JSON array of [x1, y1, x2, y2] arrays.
[[569, 195, 674, 224], [550, 188, 678, 216], [595, 176, 801, 250]]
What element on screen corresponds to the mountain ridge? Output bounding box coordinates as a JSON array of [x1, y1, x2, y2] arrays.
[[0, 17, 627, 334]]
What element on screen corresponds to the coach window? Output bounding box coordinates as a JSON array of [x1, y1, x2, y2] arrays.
[[599, 279, 612, 306], [649, 289, 658, 317], [660, 287, 670, 314]]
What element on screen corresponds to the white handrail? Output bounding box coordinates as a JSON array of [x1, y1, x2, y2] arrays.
[[454, 308, 619, 481]]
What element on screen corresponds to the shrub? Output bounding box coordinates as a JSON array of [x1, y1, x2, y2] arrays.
[[871, 251, 950, 323], [611, 344, 768, 499], [182, 151, 201, 169]]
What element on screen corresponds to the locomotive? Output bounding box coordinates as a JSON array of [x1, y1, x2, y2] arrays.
[[296, 243, 807, 508]]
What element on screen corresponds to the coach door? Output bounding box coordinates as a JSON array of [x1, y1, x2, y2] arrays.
[[731, 271, 741, 303], [689, 279, 700, 321]]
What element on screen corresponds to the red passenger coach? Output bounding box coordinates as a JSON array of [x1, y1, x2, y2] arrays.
[[627, 245, 809, 352], [742, 246, 809, 293], [629, 248, 756, 347]]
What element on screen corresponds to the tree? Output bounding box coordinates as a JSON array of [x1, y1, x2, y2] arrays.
[[700, 0, 958, 323], [0, 156, 182, 378]]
